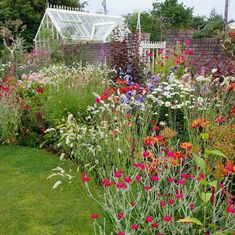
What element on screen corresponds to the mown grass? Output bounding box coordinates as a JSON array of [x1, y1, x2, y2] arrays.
[[0, 146, 100, 235]]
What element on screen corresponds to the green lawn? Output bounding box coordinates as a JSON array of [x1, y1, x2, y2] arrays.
[[0, 146, 100, 235]]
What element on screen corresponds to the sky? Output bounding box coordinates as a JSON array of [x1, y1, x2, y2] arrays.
[[85, 0, 235, 20]]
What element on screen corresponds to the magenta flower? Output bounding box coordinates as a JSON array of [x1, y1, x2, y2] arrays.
[[185, 39, 191, 45], [143, 151, 150, 157], [169, 199, 175, 205], [130, 201, 135, 207], [151, 222, 158, 228], [177, 179, 185, 185], [117, 232, 125, 235], [160, 201, 167, 207], [163, 216, 173, 222], [227, 206, 235, 214], [144, 185, 152, 191], [135, 175, 142, 182], [103, 179, 112, 187], [146, 216, 153, 223], [167, 178, 175, 183], [131, 224, 139, 230], [118, 212, 124, 219], [114, 171, 122, 178], [151, 176, 160, 181], [175, 193, 184, 199], [124, 177, 132, 183], [181, 173, 189, 179], [189, 203, 194, 210], [116, 183, 127, 189], [91, 213, 99, 219]]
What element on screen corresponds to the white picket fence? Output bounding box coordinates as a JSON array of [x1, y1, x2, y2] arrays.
[[140, 41, 166, 73]]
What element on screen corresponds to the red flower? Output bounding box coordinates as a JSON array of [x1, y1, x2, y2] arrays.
[[124, 177, 132, 183], [151, 176, 160, 181], [163, 216, 173, 222], [95, 97, 101, 104], [175, 193, 184, 199], [146, 216, 153, 223], [114, 171, 122, 178], [177, 179, 185, 185], [227, 31, 235, 37], [36, 86, 44, 94], [185, 39, 191, 45], [160, 201, 167, 206], [131, 224, 139, 230], [82, 175, 90, 182], [167, 178, 174, 183], [169, 199, 175, 205], [0, 86, 10, 92], [117, 232, 125, 235], [189, 203, 194, 210], [91, 213, 99, 219], [227, 205, 235, 213], [118, 212, 124, 219], [151, 223, 158, 228], [130, 201, 135, 207], [116, 182, 127, 189], [103, 179, 112, 187], [143, 151, 150, 158], [135, 175, 142, 182], [152, 125, 160, 131], [144, 185, 152, 191]]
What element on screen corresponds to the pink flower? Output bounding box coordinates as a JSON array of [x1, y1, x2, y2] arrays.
[[144, 185, 152, 191], [151, 176, 160, 181], [103, 179, 112, 187], [117, 232, 125, 235], [167, 178, 175, 183], [146, 216, 153, 223], [181, 173, 189, 179], [167, 151, 174, 157], [118, 212, 124, 219], [156, 193, 162, 197], [151, 222, 158, 228], [177, 179, 185, 185], [189, 203, 194, 210], [95, 97, 101, 104], [175, 193, 184, 199], [215, 117, 226, 124], [114, 171, 122, 178], [143, 151, 150, 157], [185, 39, 191, 45], [91, 213, 99, 219], [124, 177, 132, 183], [131, 224, 139, 230], [227, 206, 235, 214], [160, 201, 167, 207], [135, 175, 142, 182], [82, 175, 90, 182], [130, 201, 135, 207], [116, 183, 127, 189], [157, 233, 164, 235], [163, 216, 173, 222], [169, 199, 175, 205]]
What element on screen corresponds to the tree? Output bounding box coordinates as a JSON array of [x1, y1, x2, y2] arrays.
[[152, 0, 194, 29], [0, 0, 85, 50], [124, 11, 162, 41], [0, 19, 26, 64]]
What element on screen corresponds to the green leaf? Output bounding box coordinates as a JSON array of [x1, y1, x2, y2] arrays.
[[177, 217, 202, 226], [205, 149, 227, 159], [208, 180, 217, 188], [223, 230, 235, 234], [200, 179, 208, 186], [200, 133, 209, 140], [195, 155, 206, 171], [201, 192, 212, 204]]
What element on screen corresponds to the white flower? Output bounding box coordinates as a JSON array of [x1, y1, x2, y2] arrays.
[[165, 102, 171, 107], [53, 181, 62, 189], [159, 121, 166, 126], [67, 114, 73, 123], [211, 68, 218, 74], [44, 128, 56, 133], [117, 149, 123, 154], [60, 153, 65, 161]]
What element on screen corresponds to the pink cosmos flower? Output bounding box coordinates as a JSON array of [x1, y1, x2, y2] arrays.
[[124, 177, 132, 183], [131, 224, 139, 230], [167, 178, 175, 183], [163, 216, 173, 222], [169, 199, 175, 205], [146, 216, 153, 223], [151, 176, 160, 181], [118, 213, 124, 219], [160, 201, 167, 206], [91, 213, 99, 219]]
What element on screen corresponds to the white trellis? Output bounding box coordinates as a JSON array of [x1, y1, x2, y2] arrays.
[[140, 41, 166, 73]]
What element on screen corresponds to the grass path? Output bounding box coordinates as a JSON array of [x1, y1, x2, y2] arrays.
[[0, 146, 100, 235]]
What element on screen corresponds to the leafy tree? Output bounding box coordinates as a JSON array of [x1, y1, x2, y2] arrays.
[[152, 0, 193, 29], [0, 0, 85, 50], [125, 11, 162, 41]]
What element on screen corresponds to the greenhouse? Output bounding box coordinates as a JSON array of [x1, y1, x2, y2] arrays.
[[34, 5, 130, 48]]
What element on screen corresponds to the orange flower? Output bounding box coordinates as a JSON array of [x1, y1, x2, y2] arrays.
[[180, 142, 192, 150], [144, 135, 165, 146], [191, 118, 210, 129], [226, 83, 235, 91], [174, 150, 185, 159]]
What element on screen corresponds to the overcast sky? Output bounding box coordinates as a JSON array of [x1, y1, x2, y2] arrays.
[[85, 0, 235, 20]]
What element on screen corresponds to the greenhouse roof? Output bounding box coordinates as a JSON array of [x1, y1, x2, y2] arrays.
[[35, 6, 129, 43]]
